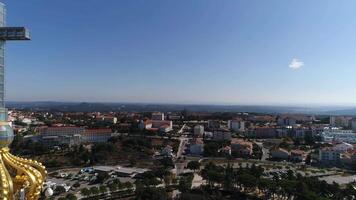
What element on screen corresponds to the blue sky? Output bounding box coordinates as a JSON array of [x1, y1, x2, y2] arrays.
[[2, 0, 356, 105]]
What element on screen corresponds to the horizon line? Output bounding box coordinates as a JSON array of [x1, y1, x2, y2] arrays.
[[6, 100, 356, 108]]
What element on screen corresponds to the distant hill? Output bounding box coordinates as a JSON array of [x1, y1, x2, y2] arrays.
[[6, 101, 356, 115], [321, 108, 356, 116]]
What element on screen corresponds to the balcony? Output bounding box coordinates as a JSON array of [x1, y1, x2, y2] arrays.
[[0, 27, 30, 40]]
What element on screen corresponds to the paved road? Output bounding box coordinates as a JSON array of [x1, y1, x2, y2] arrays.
[[176, 136, 189, 159], [177, 124, 187, 134], [200, 157, 304, 167], [255, 142, 269, 161]]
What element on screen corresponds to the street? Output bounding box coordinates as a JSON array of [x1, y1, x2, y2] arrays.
[[176, 135, 189, 159], [255, 141, 269, 161]]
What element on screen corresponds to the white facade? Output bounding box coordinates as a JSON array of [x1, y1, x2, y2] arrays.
[[228, 120, 245, 132], [330, 116, 351, 127], [352, 119, 356, 132], [139, 120, 173, 132], [190, 144, 204, 155], [21, 118, 32, 125], [334, 142, 353, 152], [193, 125, 204, 136], [203, 132, 213, 138], [319, 148, 341, 162], [213, 131, 232, 141], [159, 125, 172, 133], [321, 128, 356, 143], [138, 120, 151, 130], [174, 162, 186, 176], [152, 112, 164, 121], [276, 128, 289, 137], [294, 129, 306, 138], [208, 120, 220, 129], [277, 117, 296, 126]]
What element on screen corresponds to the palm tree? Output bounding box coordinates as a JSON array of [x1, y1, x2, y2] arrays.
[[223, 163, 234, 191]]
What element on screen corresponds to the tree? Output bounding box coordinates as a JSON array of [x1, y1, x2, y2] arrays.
[[135, 181, 145, 197], [99, 185, 107, 194], [123, 182, 134, 190], [108, 183, 118, 193], [304, 134, 314, 146], [305, 154, 311, 165], [160, 157, 174, 169], [94, 171, 110, 184], [138, 171, 162, 186], [249, 163, 264, 178], [90, 143, 117, 164], [69, 144, 90, 165], [203, 142, 220, 157], [187, 161, 201, 171], [66, 194, 77, 200], [163, 170, 173, 186], [223, 163, 234, 190], [72, 182, 80, 188], [153, 168, 166, 180], [113, 178, 122, 185], [129, 157, 137, 167], [54, 185, 66, 194], [178, 174, 194, 193], [237, 173, 257, 192], [197, 159, 347, 199], [179, 192, 207, 200], [90, 186, 99, 196], [201, 162, 224, 188], [81, 188, 91, 197], [136, 187, 168, 200], [258, 178, 272, 195]]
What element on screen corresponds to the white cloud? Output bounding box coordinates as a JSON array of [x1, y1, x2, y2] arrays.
[[289, 58, 304, 70]]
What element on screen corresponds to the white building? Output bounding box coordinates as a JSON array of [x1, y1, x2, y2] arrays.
[[290, 150, 306, 162], [294, 128, 308, 138], [352, 119, 356, 132], [168, 114, 181, 120], [152, 112, 164, 121], [93, 165, 148, 178], [276, 128, 289, 137], [213, 130, 232, 141], [321, 128, 356, 143], [21, 118, 32, 125], [203, 131, 213, 138], [208, 120, 220, 129], [277, 117, 296, 126], [174, 161, 187, 176], [228, 119, 245, 132], [189, 139, 204, 155], [334, 142, 353, 152], [193, 125, 204, 136], [139, 120, 173, 133], [330, 116, 351, 128], [161, 145, 174, 157], [319, 147, 341, 162]]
